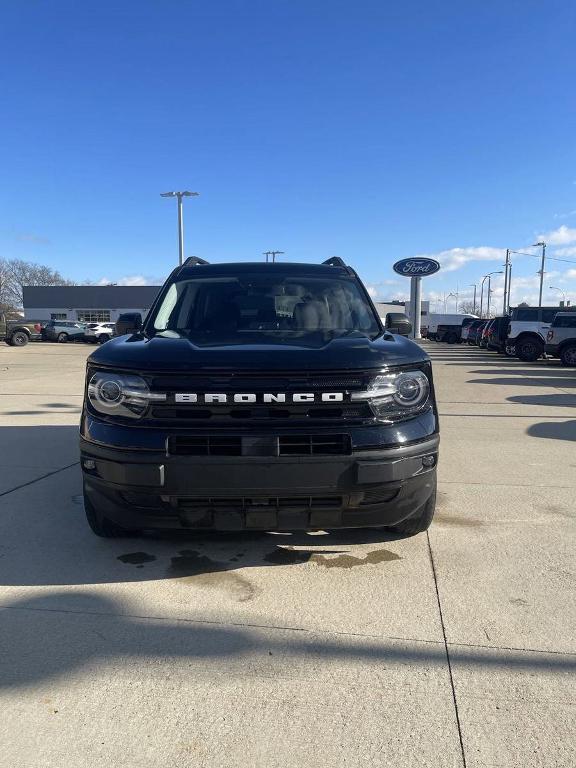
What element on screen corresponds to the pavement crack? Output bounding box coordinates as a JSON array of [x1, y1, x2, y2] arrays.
[[426, 530, 468, 768], [0, 462, 80, 499]]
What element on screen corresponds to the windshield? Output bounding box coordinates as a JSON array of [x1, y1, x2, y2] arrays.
[[147, 273, 380, 344]]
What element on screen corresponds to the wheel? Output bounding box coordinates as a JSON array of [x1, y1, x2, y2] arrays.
[[504, 343, 516, 357], [57, 332, 69, 343], [388, 482, 436, 536], [560, 344, 576, 367], [10, 330, 29, 347], [446, 332, 458, 344], [83, 487, 134, 538], [98, 334, 111, 343], [516, 338, 543, 362]]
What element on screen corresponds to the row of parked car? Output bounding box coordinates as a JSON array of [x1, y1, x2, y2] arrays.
[[427, 306, 576, 366], [41, 320, 117, 344]]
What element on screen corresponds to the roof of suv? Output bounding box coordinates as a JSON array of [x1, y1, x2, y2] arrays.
[[175, 262, 354, 279]]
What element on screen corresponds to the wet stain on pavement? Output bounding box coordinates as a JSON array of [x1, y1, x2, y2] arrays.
[[434, 512, 484, 527], [117, 552, 157, 565], [312, 549, 400, 569], [168, 550, 256, 602], [264, 547, 400, 568], [264, 548, 316, 566]]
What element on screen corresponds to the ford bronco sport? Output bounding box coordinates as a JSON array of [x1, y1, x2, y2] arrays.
[[80, 258, 439, 537]]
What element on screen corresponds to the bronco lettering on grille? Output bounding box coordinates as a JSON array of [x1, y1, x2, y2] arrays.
[[174, 392, 345, 404]]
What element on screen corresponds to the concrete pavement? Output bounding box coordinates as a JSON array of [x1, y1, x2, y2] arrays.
[[0, 341, 574, 767]]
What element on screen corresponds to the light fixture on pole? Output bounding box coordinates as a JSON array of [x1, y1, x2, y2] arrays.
[[160, 190, 200, 266], [549, 285, 566, 304], [532, 241, 547, 307], [447, 292, 458, 312], [480, 271, 503, 318]]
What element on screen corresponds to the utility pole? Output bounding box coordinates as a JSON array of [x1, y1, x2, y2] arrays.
[[533, 241, 547, 306], [502, 249, 511, 315], [487, 275, 492, 318], [160, 190, 200, 266], [263, 250, 284, 263]]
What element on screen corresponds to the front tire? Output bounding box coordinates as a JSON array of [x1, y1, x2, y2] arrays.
[[57, 332, 69, 343], [516, 337, 543, 362], [11, 330, 29, 347], [388, 483, 436, 536], [560, 344, 576, 367], [98, 334, 111, 344], [83, 488, 135, 538]]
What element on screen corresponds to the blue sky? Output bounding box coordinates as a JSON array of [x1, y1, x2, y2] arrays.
[[1, 0, 576, 310]]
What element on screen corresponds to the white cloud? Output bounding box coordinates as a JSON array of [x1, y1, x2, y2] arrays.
[[553, 209, 576, 220], [554, 245, 576, 257], [411, 246, 504, 273], [537, 225, 576, 245], [565, 269, 576, 279]]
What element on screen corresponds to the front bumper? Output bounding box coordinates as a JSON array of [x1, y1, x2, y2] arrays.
[[81, 436, 439, 531]]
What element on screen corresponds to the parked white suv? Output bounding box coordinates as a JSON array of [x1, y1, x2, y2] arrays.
[[84, 322, 116, 344], [508, 306, 576, 361]]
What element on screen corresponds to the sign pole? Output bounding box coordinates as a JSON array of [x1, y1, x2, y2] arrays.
[[392, 258, 440, 341], [410, 276, 422, 339]]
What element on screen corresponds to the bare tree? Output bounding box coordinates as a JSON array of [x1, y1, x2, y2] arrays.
[[0, 258, 73, 309], [458, 300, 478, 315]]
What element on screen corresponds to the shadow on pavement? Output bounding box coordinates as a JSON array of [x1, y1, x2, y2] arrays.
[[1, 592, 574, 688], [0, 426, 406, 588], [527, 421, 576, 442]]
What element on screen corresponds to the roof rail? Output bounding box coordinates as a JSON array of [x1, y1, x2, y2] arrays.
[[322, 257, 346, 267], [183, 256, 210, 266]]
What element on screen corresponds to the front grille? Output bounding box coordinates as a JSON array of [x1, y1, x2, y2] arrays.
[[169, 435, 242, 456], [169, 434, 351, 457], [278, 434, 351, 456], [144, 370, 373, 426], [176, 495, 343, 511], [152, 405, 369, 422]]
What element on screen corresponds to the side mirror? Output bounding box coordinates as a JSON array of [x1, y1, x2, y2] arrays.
[[385, 312, 412, 337], [115, 312, 142, 336]]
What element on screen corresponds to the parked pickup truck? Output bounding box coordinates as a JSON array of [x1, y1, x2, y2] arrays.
[[0, 313, 43, 347], [545, 312, 576, 366]]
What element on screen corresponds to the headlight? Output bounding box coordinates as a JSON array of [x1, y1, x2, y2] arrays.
[[351, 370, 430, 421], [87, 371, 165, 419]]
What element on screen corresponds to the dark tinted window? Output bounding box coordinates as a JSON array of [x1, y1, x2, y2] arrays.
[[542, 310, 559, 324], [149, 273, 380, 344], [553, 315, 576, 328], [515, 309, 538, 321]]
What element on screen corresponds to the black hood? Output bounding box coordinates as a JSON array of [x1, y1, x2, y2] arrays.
[[89, 333, 428, 372]]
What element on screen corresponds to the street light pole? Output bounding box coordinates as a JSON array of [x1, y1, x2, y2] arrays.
[[468, 284, 477, 314], [502, 249, 511, 315], [533, 241, 547, 307], [160, 190, 200, 266], [549, 285, 566, 304], [480, 271, 503, 318]]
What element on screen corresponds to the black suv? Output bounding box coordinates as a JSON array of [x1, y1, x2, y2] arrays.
[[80, 258, 439, 537]]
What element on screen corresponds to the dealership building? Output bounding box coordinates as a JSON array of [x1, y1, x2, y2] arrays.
[[22, 285, 162, 323]]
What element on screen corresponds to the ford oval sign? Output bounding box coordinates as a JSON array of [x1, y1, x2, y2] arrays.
[[393, 258, 440, 277]]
